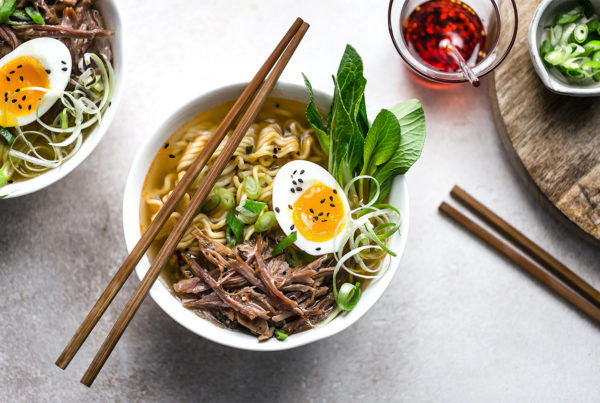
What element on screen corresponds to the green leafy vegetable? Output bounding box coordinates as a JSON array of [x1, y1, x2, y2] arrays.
[[225, 211, 243, 246], [372, 99, 426, 201], [25, 6, 44, 24], [361, 109, 401, 176], [273, 232, 297, 256], [302, 73, 329, 153], [556, 6, 583, 24], [335, 45, 367, 132]]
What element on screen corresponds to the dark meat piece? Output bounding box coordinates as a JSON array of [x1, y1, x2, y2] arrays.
[[183, 294, 228, 309], [255, 234, 301, 314], [13, 24, 113, 39], [174, 277, 207, 294], [183, 254, 269, 320], [0, 25, 20, 49], [194, 231, 235, 258]]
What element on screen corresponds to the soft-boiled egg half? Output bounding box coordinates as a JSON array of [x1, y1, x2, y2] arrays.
[[0, 38, 71, 127], [272, 160, 350, 255]]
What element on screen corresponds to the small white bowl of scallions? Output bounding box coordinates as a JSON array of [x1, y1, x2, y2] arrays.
[[529, 0, 600, 96]]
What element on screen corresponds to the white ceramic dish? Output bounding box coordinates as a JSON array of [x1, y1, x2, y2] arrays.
[[529, 0, 600, 96], [1, 0, 125, 198], [122, 82, 410, 351]]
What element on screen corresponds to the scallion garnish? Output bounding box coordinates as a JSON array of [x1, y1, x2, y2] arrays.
[[273, 232, 297, 256], [25, 6, 45, 25], [225, 211, 243, 246], [254, 211, 275, 232], [274, 329, 288, 341], [0, 160, 14, 187], [243, 175, 261, 199], [335, 282, 361, 311], [215, 187, 234, 210], [201, 193, 221, 214], [0, 127, 15, 146], [541, 2, 600, 81]]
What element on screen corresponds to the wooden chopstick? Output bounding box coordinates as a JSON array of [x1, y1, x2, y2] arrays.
[[55, 18, 306, 372], [79, 21, 310, 387], [450, 185, 600, 310], [439, 201, 600, 325]]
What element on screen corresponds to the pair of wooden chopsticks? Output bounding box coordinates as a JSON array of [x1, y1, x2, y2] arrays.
[[440, 185, 600, 324], [56, 18, 310, 387]]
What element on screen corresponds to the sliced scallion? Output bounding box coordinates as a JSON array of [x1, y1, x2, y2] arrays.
[[243, 175, 261, 199], [0, 127, 15, 146], [0, 160, 14, 187], [574, 24, 588, 43], [335, 282, 361, 311], [25, 6, 44, 24], [201, 194, 221, 214], [274, 329, 288, 341], [254, 211, 275, 232], [215, 187, 234, 210], [225, 211, 243, 246], [273, 232, 297, 256]]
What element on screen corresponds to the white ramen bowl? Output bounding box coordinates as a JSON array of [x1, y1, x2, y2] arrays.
[[2, 0, 125, 198], [122, 82, 410, 351]]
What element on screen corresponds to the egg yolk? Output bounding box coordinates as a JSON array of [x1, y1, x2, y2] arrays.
[[292, 183, 346, 242], [0, 56, 50, 126]]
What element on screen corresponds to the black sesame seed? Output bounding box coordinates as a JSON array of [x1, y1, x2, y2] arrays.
[[61, 67, 67, 72], [298, 178, 303, 183], [7, 180, 13, 184], [15, 89, 19, 92], [292, 180, 297, 185], [333, 189, 337, 194], [329, 196, 333, 201], [290, 188, 295, 193], [19, 76, 23, 81], [164, 143, 169, 149], [21, 95, 25, 101], [316, 267, 320, 272], [28, 105, 31, 110], [326, 212, 330, 216], [309, 208, 314, 213], [320, 199, 325, 204], [9, 70, 14, 74], [330, 203, 335, 207], [168, 154, 175, 158], [318, 212, 323, 216], [300, 170, 305, 174], [11, 99, 16, 103], [6, 77, 9, 82], [45, 69, 50, 74], [282, 270, 287, 275], [275, 103, 280, 108], [17, 65, 22, 68], [275, 207, 280, 213], [296, 152, 300, 156], [322, 219, 327, 222], [293, 170, 297, 175], [18, 104, 21, 109], [295, 187, 301, 191], [316, 247, 321, 251], [273, 155, 277, 159], [290, 225, 294, 231], [273, 147, 277, 153], [288, 204, 293, 209], [61, 60, 66, 65]]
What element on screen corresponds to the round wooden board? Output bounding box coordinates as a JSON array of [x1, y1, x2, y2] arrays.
[[489, 0, 600, 245]]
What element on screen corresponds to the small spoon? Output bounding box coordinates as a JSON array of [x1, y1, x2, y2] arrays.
[[440, 39, 480, 87]]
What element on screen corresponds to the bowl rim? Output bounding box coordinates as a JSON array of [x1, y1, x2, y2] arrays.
[[1, 0, 126, 198], [528, 0, 600, 96], [387, 0, 519, 83], [122, 81, 411, 351]]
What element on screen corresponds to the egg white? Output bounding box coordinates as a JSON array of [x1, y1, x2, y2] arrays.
[[272, 160, 350, 255], [0, 38, 72, 127]]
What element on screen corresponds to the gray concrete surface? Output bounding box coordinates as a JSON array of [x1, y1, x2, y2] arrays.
[[1, 1, 600, 402]]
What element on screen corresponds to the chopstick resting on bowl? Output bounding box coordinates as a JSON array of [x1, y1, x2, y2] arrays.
[[439, 186, 600, 324], [56, 18, 310, 387]]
